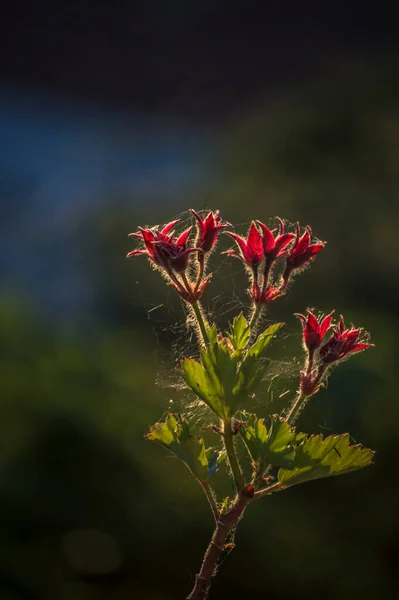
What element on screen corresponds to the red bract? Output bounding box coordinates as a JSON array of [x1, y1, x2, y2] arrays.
[[285, 224, 325, 271], [300, 371, 323, 396], [295, 310, 334, 351], [251, 282, 284, 304], [320, 315, 373, 364], [170, 275, 211, 304], [190, 209, 230, 253], [256, 218, 295, 261], [224, 223, 264, 270], [127, 220, 196, 273]]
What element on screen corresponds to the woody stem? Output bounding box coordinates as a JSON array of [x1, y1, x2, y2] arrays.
[[186, 492, 252, 600]]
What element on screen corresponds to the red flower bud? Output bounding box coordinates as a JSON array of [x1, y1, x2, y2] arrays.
[[300, 371, 323, 396], [223, 223, 264, 270], [295, 310, 334, 351], [256, 218, 295, 261], [320, 315, 374, 364], [127, 220, 197, 274], [251, 281, 284, 304], [190, 209, 230, 253], [285, 224, 325, 272]]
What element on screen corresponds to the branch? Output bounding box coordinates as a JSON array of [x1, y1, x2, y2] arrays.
[[186, 489, 253, 600]]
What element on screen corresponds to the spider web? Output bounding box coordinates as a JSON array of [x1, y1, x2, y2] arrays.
[[130, 207, 302, 433]]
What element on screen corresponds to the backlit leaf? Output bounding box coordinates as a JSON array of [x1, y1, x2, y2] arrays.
[[147, 413, 224, 481]]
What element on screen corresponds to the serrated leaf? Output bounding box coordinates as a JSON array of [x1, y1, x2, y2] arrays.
[[147, 413, 224, 481], [278, 433, 374, 486], [182, 323, 283, 416], [246, 322, 284, 359], [206, 323, 219, 345], [228, 313, 250, 350], [181, 357, 226, 418], [239, 413, 296, 474]]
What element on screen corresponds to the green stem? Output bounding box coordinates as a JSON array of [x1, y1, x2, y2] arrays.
[[191, 300, 210, 346], [200, 481, 219, 522], [249, 303, 264, 330], [223, 420, 245, 492], [285, 389, 308, 425], [194, 252, 205, 293], [254, 480, 286, 500]]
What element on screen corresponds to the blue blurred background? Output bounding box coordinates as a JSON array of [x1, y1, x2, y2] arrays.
[[0, 2, 398, 598]]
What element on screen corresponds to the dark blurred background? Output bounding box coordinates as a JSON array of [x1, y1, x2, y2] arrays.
[[1, 1, 398, 598]]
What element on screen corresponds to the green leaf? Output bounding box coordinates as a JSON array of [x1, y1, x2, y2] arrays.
[[278, 433, 375, 487], [206, 323, 219, 345], [240, 413, 296, 474], [182, 322, 284, 416], [246, 322, 284, 359], [147, 413, 224, 481], [181, 357, 226, 418], [228, 313, 250, 350]]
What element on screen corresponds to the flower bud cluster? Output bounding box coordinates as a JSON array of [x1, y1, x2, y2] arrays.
[[296, 311, 373, 396], [223, 219, 325, 305]]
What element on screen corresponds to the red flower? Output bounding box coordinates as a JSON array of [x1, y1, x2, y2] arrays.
[[256, 218, 295, 261], [295, 310, 334, 351], [223, 223, 264, 270], [190, 209, 230, 253], [320, 315, 373, 364], [285, 224, 325, 271], [127, 220, 196, 273]]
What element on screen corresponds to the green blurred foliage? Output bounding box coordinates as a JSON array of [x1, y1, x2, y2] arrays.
[[1, 59, 399, 598]]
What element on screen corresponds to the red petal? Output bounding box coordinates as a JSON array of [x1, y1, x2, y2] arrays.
[[308, 243, 325, 256], [126, 249, 147, 257], [275, 233, 295, 255], [140, 228, 155, 243], [294, 313, 307, 326], [306, 311, 319, 332], [190, 208, 205, 231], [320, 311, 334, 338], [225, 232, 250, 260], [342, 329, 361, 343], [247, 223, 263, 261], [276, 217, 285, 235], [257, 221, 275, 253], [128, 232, 143, 238], [204, 212, 215, 228], [176, 226, 192, 247], [351, 343, 374, 353], [161, 219, 180, 235], [221, 249, 241, 258], [294, 229, 311, 255]]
